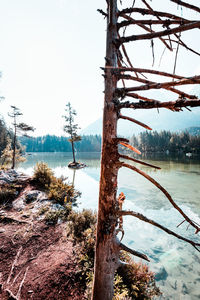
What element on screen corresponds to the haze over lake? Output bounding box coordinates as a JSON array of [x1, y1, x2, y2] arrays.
[[17, 152, 200, 299]]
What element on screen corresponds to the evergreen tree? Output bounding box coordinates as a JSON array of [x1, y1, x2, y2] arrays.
[[8, 106, 35, 169], [63, 102, 81, 164]]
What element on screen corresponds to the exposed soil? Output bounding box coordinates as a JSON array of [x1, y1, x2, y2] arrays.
[[0, 184, 86, 300]]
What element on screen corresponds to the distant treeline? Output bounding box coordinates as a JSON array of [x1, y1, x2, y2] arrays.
[[18, 130, 200, 153], [19, 135, 102, 152], [129, 131, 200, 153]]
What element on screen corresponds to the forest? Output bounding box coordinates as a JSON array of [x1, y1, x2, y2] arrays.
[[19, 130, 200, 154], [1, 118, 200, 155]]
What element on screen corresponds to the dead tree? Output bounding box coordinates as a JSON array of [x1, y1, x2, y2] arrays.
[[92, 1, 200, 299]]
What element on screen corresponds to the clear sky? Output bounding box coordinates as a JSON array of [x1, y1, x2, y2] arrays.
[[0, 0, 199, 136]]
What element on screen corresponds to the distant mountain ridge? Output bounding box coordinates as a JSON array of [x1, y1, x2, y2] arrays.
[[81, 108, 200, 136], [82, 87, 200, 136]]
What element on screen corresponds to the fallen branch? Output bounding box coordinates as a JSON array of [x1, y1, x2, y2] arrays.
[[119, 210, 200, 251], [16, 267, 29, 299], [120, 162, 200, 234], [7, 247, 23, 284], [120, 242, 150, 261]]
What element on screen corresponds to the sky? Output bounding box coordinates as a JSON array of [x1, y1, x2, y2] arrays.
[[0, 0, 199, 136]]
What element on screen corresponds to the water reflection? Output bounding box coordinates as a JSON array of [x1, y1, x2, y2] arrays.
[[17, 152, 200, 299]]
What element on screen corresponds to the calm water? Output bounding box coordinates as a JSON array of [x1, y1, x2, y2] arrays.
[[17, 152, 200, 300]]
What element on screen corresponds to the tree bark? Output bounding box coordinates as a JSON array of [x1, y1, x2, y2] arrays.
[[71, 140, 76, 163], [11, 117, 16, 169], [92, 1, 119, 299]]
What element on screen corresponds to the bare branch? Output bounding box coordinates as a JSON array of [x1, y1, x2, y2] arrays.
[[118, 19, 191, 28], [164, 38, 200, 56], [120, 242, 150, 261], [119, 210, 200, 251], [116, 75, 200, 93], [119, 114, 152, 130], [117, 22, 200, 45], [119, 13, 172, 51], [124, 92, 161, 103], [170, 0, 200, 14], [104, 66, 185, 80], [120, 162, 200, 234], [119, 154, 161, 170], [118, 98, 200, 110], [119, 8, 188, 21]]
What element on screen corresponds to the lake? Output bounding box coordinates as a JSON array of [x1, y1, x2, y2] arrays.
[[17, 152, 200, 300]]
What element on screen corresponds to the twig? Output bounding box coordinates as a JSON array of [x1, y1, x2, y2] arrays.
[[164, 38, 200, 57], [173, 32, 181, 80], [7, 247, 22, 284], [170, 0, 200, 14], [120, 13, 173, 51], [97, 9, 108, 18], [120, 162, 200, 234], [119, 210, 200, 251], [120, 242, 150, 261], [16, 267, 29, 300]]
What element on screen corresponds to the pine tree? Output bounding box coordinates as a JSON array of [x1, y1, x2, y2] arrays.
[[63, 102, 81, 166], [8, 106, 35, 169]]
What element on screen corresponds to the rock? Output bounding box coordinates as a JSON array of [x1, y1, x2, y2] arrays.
[[25, 191, 41, 203], [155, 266, 168, 281], [0, 170, 30, 185], [51, 204, 64, 211]]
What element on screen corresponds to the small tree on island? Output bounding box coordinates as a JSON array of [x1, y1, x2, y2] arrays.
[[8, 105, 35, 169], [63, 102, 82, 167]]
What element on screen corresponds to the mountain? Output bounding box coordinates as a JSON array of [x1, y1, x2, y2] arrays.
[[82, 88, 200, 136], [186, 126, 200, 136], [81, 107, 200, 136]]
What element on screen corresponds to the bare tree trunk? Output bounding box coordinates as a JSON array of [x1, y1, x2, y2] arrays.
[[92, 1, 119, 299], [71, 140, 76, 163], [11, 118, 16, 169]]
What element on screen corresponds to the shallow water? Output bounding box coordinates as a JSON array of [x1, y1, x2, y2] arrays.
[[17, 152, 200, 299]]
